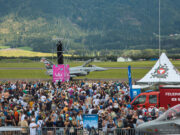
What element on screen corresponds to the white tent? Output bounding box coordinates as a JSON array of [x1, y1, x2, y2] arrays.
[[137, 53, 180, 84], [132, 85, 151, 89]]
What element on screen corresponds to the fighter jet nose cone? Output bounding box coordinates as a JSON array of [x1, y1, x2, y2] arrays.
[[136, 124, 143, 130], [97, 67, 107, 71], [136, 124, 147, 133], [135, 120, 157, 134]]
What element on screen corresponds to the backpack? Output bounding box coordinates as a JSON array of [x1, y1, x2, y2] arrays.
[[69, 126, 75, 133]]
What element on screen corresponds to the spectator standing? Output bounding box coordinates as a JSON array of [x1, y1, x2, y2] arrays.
[[37, 116, 44, 135], [29, 118, 38, 135], [136, 115, 144, 127], [18, 116, 28, 135]]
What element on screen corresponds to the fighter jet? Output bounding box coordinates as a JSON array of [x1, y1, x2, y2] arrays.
[[136, 104, 180, 134], [40, 58, 107, 78]]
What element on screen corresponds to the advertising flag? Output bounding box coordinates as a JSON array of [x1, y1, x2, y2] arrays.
[[53, 64, 70, 82], [128, 65, 133, 100], [65, 64, 70, 81], [53, 65, 64, 82]]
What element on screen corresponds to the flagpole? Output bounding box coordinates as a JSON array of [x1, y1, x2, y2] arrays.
[[158, 0, 161, 83]]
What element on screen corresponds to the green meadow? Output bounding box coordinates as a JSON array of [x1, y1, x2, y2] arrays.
[[0, 69, 50, 79], [91, 60, 180, 68], [1, 60, 180, 68], [76, 69, 150, 79], [0, 69, 149, 80]]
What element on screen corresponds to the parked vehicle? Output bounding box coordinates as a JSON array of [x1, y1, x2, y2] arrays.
[[131, 85, 180, 109]]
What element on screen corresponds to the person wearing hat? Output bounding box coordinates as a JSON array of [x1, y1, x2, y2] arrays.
[[18, 116, 28, 135], [29, 118, 38, 135]]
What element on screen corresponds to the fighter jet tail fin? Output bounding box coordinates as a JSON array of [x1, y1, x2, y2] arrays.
[[82, 59, 93, 67]]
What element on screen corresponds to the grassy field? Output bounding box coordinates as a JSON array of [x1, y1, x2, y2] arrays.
[[91, 60, 180, 67], [0, 46, 10, 49], [0, 69, 148, 79], [0, 60, 180, 79], [0, 49, 53, 57], [52, 60, 180, 67], [76, 69, 149, 79], [0, 63, 44, 68], [0, 49, 72, 57], [0, 69, 50, 79], [0, 60, 180, 68]]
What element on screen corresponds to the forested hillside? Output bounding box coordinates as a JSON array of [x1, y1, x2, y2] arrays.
[[0, 0, 180, 55]]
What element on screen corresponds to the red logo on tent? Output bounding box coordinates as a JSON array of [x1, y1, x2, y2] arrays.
[[151, 65, 169, 78], [157, 68, 166, 74]]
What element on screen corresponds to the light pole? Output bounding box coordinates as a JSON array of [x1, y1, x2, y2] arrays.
[[159, 0, 161, 60], [158, 0, 161, 83]]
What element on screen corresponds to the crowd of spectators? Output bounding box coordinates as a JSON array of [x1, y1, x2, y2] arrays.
[[0, 80, 167, 135]]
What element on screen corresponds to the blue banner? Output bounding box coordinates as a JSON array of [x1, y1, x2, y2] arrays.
[[132, 89, 141, 99], [128, 65, 133, 100], [83, 114, 98, 129]]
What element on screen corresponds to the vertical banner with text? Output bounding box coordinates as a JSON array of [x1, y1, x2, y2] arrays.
[[53, 65, 64, 82], [65, 64, 70, 81], [53, 64, 70, 82]]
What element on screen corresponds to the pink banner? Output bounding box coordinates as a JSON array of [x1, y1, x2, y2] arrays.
[[53, 64, 70, 82], [66, 64, 70, 81], [53, 65, 64, 82]]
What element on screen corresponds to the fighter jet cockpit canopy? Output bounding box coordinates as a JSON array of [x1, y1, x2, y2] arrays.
[[157, 104, 180, 121]]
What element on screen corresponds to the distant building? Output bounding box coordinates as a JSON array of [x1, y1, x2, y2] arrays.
[[117, 57, 132, 62], [94, 58, 101, 62]]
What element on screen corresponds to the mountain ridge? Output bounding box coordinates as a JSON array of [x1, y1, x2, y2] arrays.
[[0, 0, 180, 54]]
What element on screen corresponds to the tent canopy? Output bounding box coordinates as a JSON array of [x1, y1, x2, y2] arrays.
[[137, 53, 180, 84]]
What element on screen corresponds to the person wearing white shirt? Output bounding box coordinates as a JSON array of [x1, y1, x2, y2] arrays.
[[21, 112, 26, 121], [41, 95, 46, 102], [29, 118, 38, 135], [37, 117, 44, 135], [93, 97, 100, 106], [148, 107, 153, 113], [88, 108, 94, 114], [21, 101, 28, 108], [35, 110, 39, 119], [11, 84, 16, 90]]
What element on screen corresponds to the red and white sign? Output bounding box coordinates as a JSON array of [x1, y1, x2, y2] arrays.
[[157, 68, 166, 74], [160, 88, 180, 109]]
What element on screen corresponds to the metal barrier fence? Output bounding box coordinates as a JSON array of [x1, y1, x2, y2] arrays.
[[0, 127, 179, 135]]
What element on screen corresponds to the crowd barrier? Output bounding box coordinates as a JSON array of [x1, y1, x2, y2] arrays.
[[0, 127, 179, 135]]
